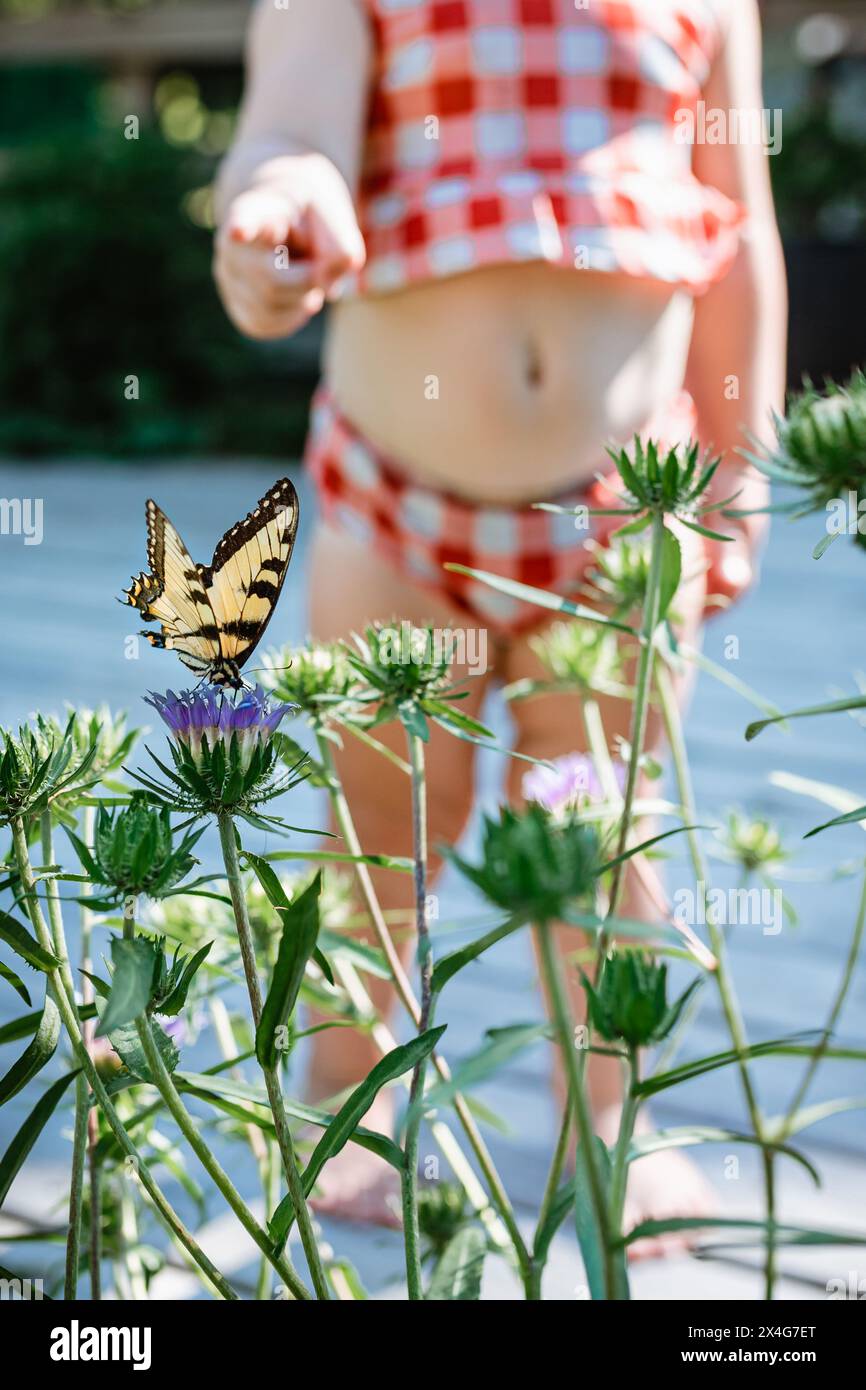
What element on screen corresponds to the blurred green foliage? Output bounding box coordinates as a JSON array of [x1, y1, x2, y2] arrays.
[[0, 64, 312, 458]]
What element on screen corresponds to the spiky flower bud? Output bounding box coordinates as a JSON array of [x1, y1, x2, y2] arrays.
[[68, 794, 202, 903], [447, 804, 600, 925], [582, 951, 700, 1048]]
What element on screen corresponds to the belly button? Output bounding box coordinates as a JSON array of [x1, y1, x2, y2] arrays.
[[524, 341, 544, 389]]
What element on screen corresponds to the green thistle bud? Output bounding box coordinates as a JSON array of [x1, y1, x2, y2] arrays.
[[417, 1183, 471, 1258], [608, 438, 722, 521], [524, 620, 623, 694], [582, 951, 700, 1048], [68, 794, 203, 904], [713, 810, 790, 891], [36, 706, 139, 787], [447, 804, 600, 925], [259, 641, 362, 722], [583, 536, 655, 621], [350, 622, 453, 706], [347, 622, 496, 745], [0, 713, 101, 828], [750, 372, 866, 553]]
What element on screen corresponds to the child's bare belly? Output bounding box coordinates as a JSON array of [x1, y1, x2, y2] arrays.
[[324, 262, 695, 504]]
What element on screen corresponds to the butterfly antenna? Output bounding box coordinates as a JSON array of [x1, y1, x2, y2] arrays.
[[244, 663, 295, 677]]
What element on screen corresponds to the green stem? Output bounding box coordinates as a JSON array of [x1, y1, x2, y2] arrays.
[[536, 921, 617, 1300], [655, 664, 774, 1297], [783, 868, 866, 1130], [39, 811, 87, 1301], [656, 665, 762, 1120], [79, 804, 102, 1300], [401, 731, 431, 1301], [605, 511, 667, 926], [216, 809, 330, 1300], [608, 1048, 639, 1230], [88, 1149, 102, 1301], [529, 1101, 573, 1300], [582, 696, 623, 807], [763, 1147, 777, 1302], [317, 728, 534, 1286], [256, 1140, 280, 1301], [133, 1015, 312, 1301], [118, 1184, 148, 1301], [11, 817, 238, 1302]]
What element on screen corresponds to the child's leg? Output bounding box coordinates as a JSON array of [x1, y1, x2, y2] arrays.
[[306, 520, 491, 1221], [503, 533, 714, 1258]]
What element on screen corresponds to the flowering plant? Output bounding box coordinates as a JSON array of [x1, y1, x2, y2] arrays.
[[2, 382, 866, 1308]]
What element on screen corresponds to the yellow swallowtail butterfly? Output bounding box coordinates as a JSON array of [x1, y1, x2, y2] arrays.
[[122, 478, 299, 689]]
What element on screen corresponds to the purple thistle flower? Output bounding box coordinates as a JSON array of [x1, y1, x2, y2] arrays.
[[522, 753, 625, 815], [145, 685, 294, 771]]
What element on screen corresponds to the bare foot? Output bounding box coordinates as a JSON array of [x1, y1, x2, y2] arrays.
[[307, 1091, 402, 1228], [595, 1105, 716, 1261]]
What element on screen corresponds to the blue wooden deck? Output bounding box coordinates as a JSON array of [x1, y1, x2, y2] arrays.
[[1, 456, 865, 1300]]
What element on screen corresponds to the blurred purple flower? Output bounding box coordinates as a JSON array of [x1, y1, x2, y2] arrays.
[[161, 1015, 188, 1047], [522, 753, 625, 815], [145, 685, 294, 771]]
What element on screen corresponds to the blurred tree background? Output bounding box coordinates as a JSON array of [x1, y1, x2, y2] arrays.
[[0, 0, 864, 459]]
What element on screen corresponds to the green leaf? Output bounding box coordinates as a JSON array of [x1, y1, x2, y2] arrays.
[[812, 531, 838, 559], [0, 961, 31, 1008], [765, 1097, 866, 1141], [533, 1182, 573, 1267], [423, 700, 495, 740], [255, 872, 322, 1069], [679, 517, 735, 543], [636, 1031, 819, 1097], [746, 694, 866, 741], [0, 1069, 81, 1208], [0, 1008, 96, 1048], [110, 1019, 179, 1083], [175, 1070, 402, 1168], [157, 942, 212, 1017], [318, 930, 390, 980], [627, 1127, 820, 1185], [97, 937, 158, 1037], [63, 825, 99, 880], [657, 526, 682, 622], [575, 1136, 630, 1300], [431, 917, 524, 996], [0, 997, 61, 1106], [610, 512, 651, 538], [597, 824, 709, 876], [270, 1026, 447, 1250], [804, 805, 866, 838], [442, 563, 637, 635], [426, 1225, 486, 1300], [262, 848, 413, 873], [0, 908, 60, 973], [399, 702, 430, 743], [618, 1216, 866, 1250]]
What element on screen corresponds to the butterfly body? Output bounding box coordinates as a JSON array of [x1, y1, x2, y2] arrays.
[[122, 478, 298, 688]]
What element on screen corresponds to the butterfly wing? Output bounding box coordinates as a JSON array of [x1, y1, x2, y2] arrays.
[[122, 500, 222, 678], [200, 477, 299, 670]]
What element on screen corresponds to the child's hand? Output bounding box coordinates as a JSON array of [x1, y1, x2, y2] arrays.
[[214, 154, 366, 339]]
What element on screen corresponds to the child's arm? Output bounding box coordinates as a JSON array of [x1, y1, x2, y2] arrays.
[[686, 0, 788, 604], [214, 0, 371, 339]]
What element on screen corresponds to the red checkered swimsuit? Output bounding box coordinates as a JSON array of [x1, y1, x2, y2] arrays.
[[307, 0, 743, 631]]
